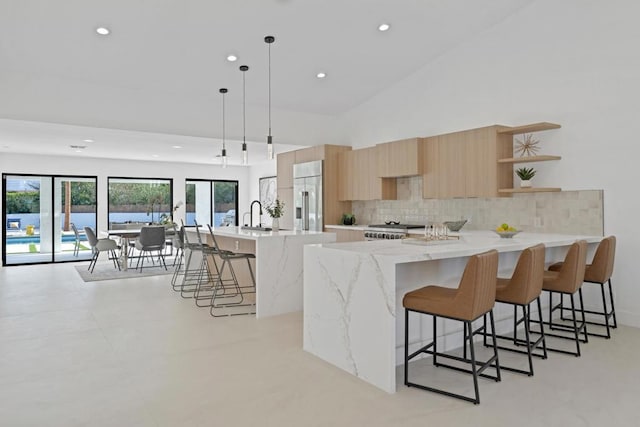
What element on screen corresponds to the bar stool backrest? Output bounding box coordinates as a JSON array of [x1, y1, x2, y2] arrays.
[[585, 236, 616, 283], [173, 224, 185, 250], [554, 240, 588, 294], [193, 220, 206, 246], [510, 243, 546, 304], [455, 249, 499, 320], [206, 224, 227, 258]]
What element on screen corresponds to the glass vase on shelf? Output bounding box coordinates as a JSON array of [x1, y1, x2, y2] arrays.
[[272, 217, 279, 232]]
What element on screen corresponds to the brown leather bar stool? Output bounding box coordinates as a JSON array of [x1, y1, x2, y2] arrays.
[[549, 236, 616, 338], [483, 244, 547, 376], [533, 240, 588, 357], [403, 250, 500, 405]]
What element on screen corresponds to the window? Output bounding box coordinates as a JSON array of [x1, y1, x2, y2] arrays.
[[108, 177, 173, 226], [185, 179, 238, 227], [3, 174, 97, 266]]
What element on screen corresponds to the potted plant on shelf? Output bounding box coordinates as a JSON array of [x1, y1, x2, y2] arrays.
[[341, 213, 356, 226], [516, 167, 536, 188], [265, 198, 285, 231]]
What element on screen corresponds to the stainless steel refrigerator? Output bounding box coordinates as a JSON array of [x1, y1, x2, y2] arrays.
[[293, 160, 323, 231]]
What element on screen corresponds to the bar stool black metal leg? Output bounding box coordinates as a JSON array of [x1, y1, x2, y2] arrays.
[[599, 282, 611, 338], [489, 310, 501, 382], [608, 279, 617, 328], [570, 294, 581, 357], [467, 320, 480, 405], [522, 304, 534, 376], [432, 314, 437, 366], [404, 309, 409, 385], [578, 288, 589, 343], [536, 297, 548, 358]]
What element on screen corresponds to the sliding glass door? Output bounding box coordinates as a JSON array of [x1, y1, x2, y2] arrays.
[[2, 174, 97, 266], [185, 179, 238, 227]]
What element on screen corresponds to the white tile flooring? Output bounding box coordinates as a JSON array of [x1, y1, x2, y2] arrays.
[[1, 262, 639, 426]]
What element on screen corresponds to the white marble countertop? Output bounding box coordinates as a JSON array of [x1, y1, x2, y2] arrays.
[[202, 225, 333, 241], [312, 230, 601, 263]]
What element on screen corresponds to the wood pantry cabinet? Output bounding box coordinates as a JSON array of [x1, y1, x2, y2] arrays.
[[338, 146, 396, 201], [422, 126, 513, 199]]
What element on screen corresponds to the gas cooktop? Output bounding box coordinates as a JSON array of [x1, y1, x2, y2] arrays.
[[368, 224, 425, 229]]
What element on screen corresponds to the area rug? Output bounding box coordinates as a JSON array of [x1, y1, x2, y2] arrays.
[[74, 261, 175, 282]]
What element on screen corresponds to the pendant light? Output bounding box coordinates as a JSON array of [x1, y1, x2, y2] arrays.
[[240, 65, 249, 165], [265, 35, 275, 160], [220, 87, 228, 168]]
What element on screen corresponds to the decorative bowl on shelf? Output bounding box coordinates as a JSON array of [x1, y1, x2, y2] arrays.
[[443, 219, 467, 232], [494, 230, 520, 238]]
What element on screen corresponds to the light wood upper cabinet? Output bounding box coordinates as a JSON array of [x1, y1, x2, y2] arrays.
[[422, 126, 513, 199], [338, 147, 396, 201], [276, 150, 296, 189], [294, 146, 324, 164], [377, 138, 424, 177]]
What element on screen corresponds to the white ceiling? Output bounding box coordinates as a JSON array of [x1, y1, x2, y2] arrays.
[[0, 0, 534, 165]]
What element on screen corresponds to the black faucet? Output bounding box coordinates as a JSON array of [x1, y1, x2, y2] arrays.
[[250, 200, 262, 227]]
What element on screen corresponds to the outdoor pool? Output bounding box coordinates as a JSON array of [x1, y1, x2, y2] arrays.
[[6, 235, 84, 245]]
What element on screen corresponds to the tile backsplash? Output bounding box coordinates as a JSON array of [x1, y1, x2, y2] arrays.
[[352, 177, 603, 235]]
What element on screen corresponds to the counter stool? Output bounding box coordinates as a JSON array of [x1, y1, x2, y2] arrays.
[[177, 221, 218, 300], [403, 250, 500, 405], [549, 236, 616, 338], [170, 225, 187, 291], [483, 244, 547, 376], [191, 222, 223, 307], [532, 240, 588, 357], [207, 224, 256, 317]]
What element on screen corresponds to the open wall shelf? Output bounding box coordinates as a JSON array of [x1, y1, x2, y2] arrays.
[[498, 155, 561, 164], [497, 122, 561, 135], [498, 187, 561, 194]]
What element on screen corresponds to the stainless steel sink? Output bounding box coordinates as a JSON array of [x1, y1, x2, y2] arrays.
[[241, 226, 273, 231]]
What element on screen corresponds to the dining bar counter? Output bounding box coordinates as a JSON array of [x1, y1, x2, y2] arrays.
[[303, 230, 602, 393]]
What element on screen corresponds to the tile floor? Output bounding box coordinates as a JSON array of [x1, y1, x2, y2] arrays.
[[1, 262, 639, 426]]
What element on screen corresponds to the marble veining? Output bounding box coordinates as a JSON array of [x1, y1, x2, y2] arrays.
[[304, 231, 601, 393], [191, 227, 335, 318]]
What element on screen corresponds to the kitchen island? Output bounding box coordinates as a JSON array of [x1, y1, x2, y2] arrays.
[[303, 231, 601, 393], [187, 226, 336, 318]]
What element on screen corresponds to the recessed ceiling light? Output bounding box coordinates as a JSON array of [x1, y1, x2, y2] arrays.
[[378, 23, 390, 32], [96, 27, 110, 36], [172, 145, 182, 149], [151, 154, 159, 158], [83, 139, 94, 143], [316, 72, 327, 79], [227, 54, 238, 62]]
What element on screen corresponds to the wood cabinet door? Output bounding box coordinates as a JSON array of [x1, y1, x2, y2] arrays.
[[437, 135, 466, 198], [276, 150, 296, 189], [378, 138, 423, 177]]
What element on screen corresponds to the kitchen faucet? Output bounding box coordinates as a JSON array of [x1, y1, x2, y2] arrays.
[[250, 200, 262, 227]]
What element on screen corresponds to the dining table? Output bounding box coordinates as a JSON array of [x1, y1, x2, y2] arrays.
[[106, 227, 176, 271], [106, 228, 143, 271]]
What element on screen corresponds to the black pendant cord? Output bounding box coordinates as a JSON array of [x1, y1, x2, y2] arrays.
[[222, 90, 225, 151], [243, 67, 247, 145], [219, 88, 228, 156], [268, 40, 271, 137]]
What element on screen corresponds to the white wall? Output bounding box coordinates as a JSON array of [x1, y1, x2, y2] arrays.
[[341, 0, 640, 325], [0, 152, 253, 259]]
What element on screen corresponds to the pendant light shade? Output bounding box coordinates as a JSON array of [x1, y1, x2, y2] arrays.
[[220, 88, 228, 168], [240, 65, 249, 165], [265, 35, 275, 160]]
